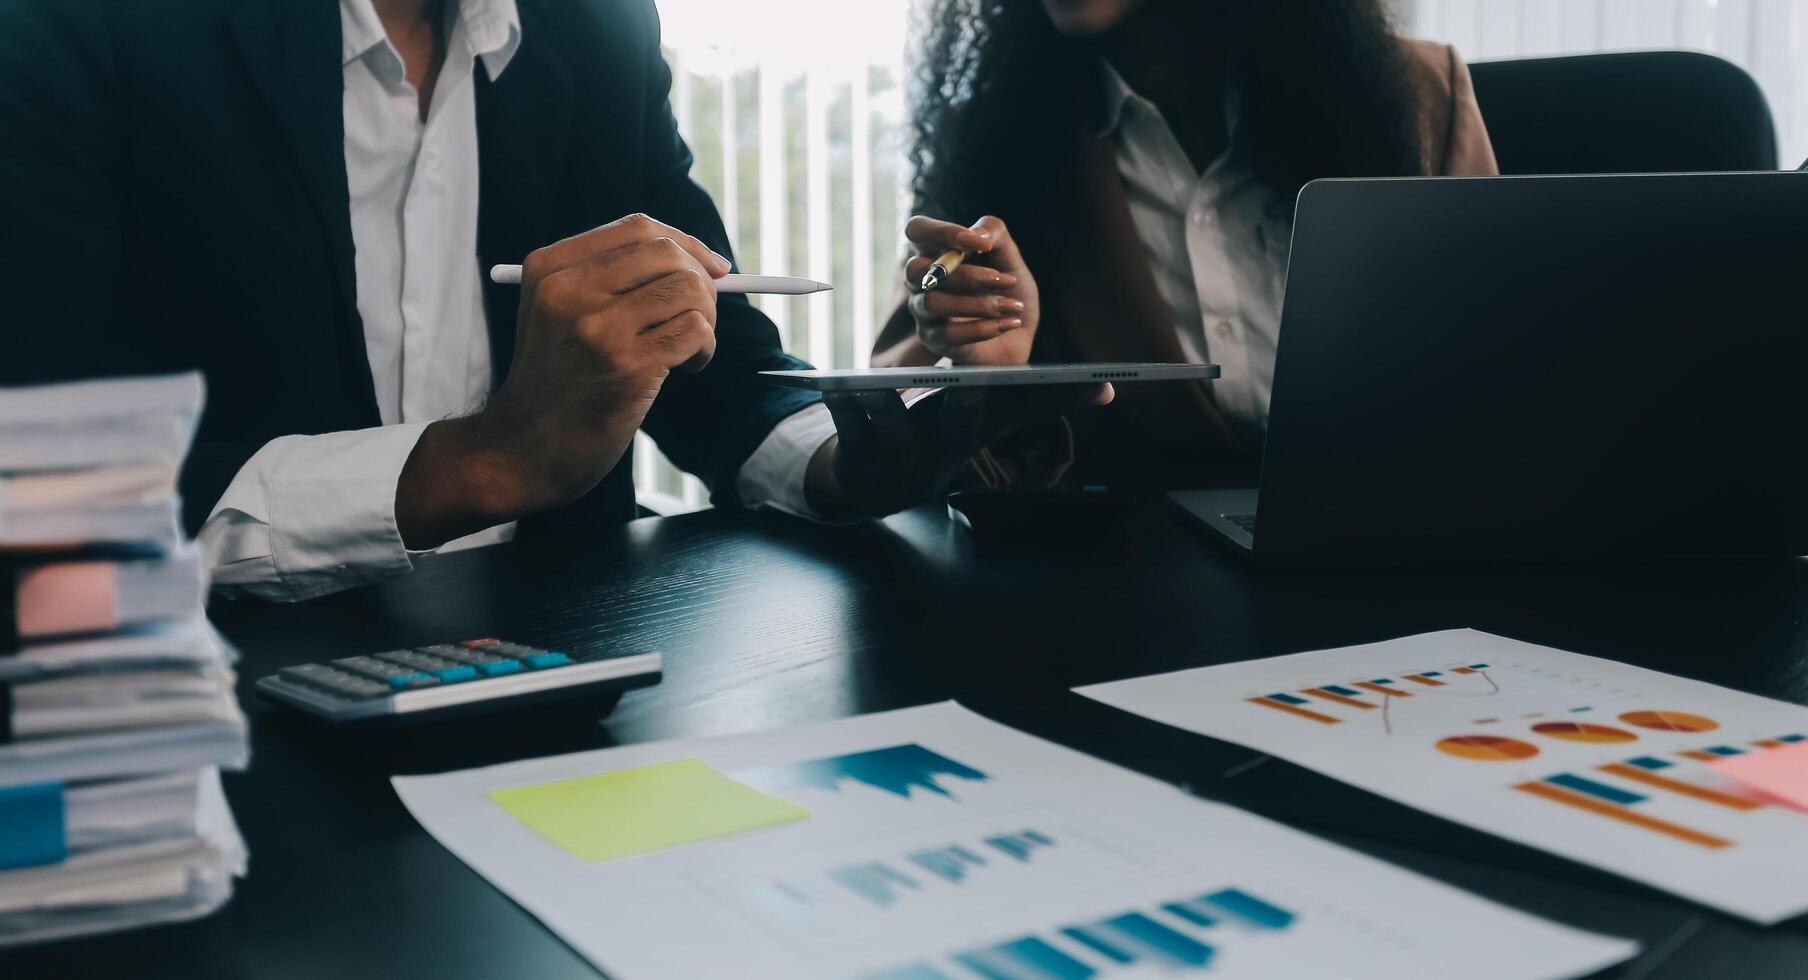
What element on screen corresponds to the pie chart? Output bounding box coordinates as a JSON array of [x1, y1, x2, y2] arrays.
[[1619, 710, 1719, 733], [1531, 721, 1638, 743], [1436, 735, 1540, 761]]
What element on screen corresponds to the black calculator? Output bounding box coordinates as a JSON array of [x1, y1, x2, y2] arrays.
[[254, 638, 661, 723]]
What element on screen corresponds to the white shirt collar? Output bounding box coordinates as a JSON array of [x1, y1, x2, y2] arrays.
[[339, 0, 522, 81], [1094, 58, 1138, 139], [1094, 57, 1242, 145]]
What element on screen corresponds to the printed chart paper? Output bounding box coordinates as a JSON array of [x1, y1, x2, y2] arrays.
[[395, 702, 1634, 980], [1077, 629, 1808, 924]]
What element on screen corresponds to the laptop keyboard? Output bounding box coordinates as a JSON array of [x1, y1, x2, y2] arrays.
[[1224, 514, 1257, 534]]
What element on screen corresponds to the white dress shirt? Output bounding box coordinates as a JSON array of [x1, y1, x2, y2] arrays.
[[1097, 61, 1290, 439], [200, 0, 832, 601]]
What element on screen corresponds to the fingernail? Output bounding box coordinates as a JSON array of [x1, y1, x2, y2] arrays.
[[1000, 318, 1025, 330], [999, 298, 1026, 314], [991, 272, 1018, 288]]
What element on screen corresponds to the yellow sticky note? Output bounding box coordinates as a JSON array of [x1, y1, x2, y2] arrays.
[[488, 758, 810, 862]]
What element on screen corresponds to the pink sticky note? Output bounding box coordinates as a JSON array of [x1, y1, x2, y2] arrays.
[[14, 562, 118, 638], [1710, 742, 1808, 813]]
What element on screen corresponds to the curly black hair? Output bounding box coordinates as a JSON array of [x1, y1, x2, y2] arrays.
[[908, 0, 1427, 227]]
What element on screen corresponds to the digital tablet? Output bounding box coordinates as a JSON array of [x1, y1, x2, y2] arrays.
[[757, 362, 1219, 392]]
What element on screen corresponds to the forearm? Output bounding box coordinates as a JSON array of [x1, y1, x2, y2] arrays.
[[394, 414, 535, 550], [803, 434, 864, 521]]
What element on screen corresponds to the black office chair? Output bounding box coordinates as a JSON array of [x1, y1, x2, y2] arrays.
[[1468, 51, 1778, 174]]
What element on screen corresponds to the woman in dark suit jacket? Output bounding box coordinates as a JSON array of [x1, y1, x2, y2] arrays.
[[876, 0, 1498, 490]]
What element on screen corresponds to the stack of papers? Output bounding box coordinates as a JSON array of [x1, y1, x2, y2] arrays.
[[0, 373, 248, 948], [0, 375, 200, 551]]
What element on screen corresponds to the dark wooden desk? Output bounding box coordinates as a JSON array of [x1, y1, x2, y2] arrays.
[[10, 501, 1808, 978]]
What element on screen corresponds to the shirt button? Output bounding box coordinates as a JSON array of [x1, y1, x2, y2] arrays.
[[1190, 209, 1211, 227], [1215, 320, 1235, 338]]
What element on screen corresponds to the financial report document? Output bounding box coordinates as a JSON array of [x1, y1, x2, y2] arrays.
[[1078, 629, 1808, 924], [394, 702, 1633, 979]]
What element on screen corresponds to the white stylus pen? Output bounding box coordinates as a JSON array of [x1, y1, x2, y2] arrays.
[[488, 265, 830, 294]]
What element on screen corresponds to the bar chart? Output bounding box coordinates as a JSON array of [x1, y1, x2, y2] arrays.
[[1506, 732, 1808, 849], [740, 743, 990, 801], [814, 829, 1061, 907], [1245, 662, 1504, 730], [985, 830, 1054, 862], [906, 844, 991, 884], [706, 808, 1160, 941], [865, 886, 1297, 979]]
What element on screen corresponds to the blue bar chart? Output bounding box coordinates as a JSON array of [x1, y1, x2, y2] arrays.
[[739, 743, 989, 801], [985, 830, 1054, 862], [709, 805, 1161, 943], [830, 862, 924, 907], [808, 829, 1059, 907], [908, 845, 989, 883], [866, 886, 1297, 979]]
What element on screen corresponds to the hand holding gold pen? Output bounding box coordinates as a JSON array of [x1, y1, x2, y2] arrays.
[[901, 215, 1039, 363]]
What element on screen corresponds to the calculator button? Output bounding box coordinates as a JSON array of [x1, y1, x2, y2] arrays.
[[419, 645, 504, 666], [523, 652, 570, 669], [375, 650, 457, 672], [460, 638, 502, 649], [477, 659, 522, 677], [417, 643, 470, 659], [433, 665, 478, 683], [334, 656, 417, 680], [487, 642, 541, 656], [280, 664, 387, 700], [328, 677, 389, 699], [417, 644, 494, 665], [386, 672, 440, 691]]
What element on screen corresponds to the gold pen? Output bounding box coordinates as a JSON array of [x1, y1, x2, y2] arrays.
[[919, 249, 969, 292]]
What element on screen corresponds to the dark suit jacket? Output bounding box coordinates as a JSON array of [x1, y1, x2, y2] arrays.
[[0, 0, 817, 534]]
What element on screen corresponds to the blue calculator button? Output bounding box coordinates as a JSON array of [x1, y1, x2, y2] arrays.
[[387, 672, 434, 691], [433, 665, 478, 683], [523, 652, 570, 669], [477, 659, 522, 677]]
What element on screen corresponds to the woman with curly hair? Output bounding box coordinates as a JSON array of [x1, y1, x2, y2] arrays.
[[876, 0, 1497, 488]]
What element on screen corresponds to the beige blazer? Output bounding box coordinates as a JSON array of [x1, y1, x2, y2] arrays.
[[873, 40, 1499, 481]]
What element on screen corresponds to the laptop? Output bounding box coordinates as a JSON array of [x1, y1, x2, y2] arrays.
[[1173, 171, 1808, 566]]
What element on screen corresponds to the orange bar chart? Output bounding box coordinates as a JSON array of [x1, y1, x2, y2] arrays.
[[1246, 696, 1340, 724], [1598, 764, 1764, 811], [1514, 781, 1733, 849], [1354, 682, 1410, 698], [1303, 688, 1375, 710], [1404, 674, 1446, 687]]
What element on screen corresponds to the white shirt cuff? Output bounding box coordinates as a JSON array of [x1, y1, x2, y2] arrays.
[[733, 402, 837, 520], [200, 423, 430, 602]]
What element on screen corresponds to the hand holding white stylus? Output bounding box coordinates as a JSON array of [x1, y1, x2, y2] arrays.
[[489, 264, 830, 294]]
